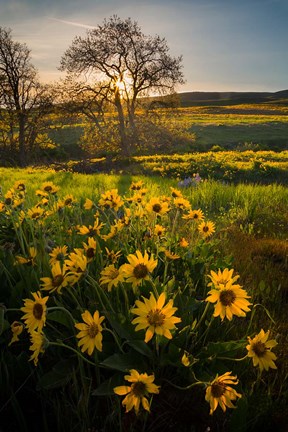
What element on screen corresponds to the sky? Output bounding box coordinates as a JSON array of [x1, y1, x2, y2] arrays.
[[0, 0, 287, 93]]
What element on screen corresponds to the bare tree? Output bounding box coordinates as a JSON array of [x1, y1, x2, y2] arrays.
[[60, 15, 185, 155], [0, 27, 53, 166]]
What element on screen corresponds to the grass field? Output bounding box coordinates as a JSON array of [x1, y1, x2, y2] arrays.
[[0, 100, 287, 432], [0, 168, 287, 431], [45, 103, 288, 158]]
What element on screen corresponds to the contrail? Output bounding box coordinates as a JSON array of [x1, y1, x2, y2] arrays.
[[49, 17, 96, 29]]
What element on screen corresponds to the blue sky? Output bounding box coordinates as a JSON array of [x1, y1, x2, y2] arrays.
[[1, 0, 287, 92]]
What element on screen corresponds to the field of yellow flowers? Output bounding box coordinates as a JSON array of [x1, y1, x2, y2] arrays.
[[0, 171, 286, 432]]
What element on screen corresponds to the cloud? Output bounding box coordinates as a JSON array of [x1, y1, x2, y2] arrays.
[[49, 17, 96, 29]]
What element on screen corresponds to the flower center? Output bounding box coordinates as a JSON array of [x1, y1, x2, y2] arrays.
[[33, 303, 44, 320], [44, 185, 52, 192], [252, 341, 267, 357], [147, 309, 165, 327], [193, 213, 199, 219], [31, 212, 40, 219], [64, 198, 72, 205], [133, 263, 149, 279], [56, 252, 65, 261], [211, 382, 226, 398], [131, 381, 147, 397], [203, 225, 209, 232], [152, 203, 162, 213], [52, 274, 64, 287], [86, 248, 95, 259], [219, 289, 236, 306], [88, 323, 99, 338], [109, 268, 120, 280]]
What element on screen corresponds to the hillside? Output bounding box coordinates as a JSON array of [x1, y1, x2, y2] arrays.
[[178, 89, 288, 106]]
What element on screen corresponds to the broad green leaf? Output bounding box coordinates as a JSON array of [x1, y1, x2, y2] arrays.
[[37, 370, 71, 390], [127, 339, 153, 358], [47, 310, 73, 329], [0, 305, 5, 336], [92, 373, 124, 396], [199, 340, 246, 359], [100, 351, 148, 372]]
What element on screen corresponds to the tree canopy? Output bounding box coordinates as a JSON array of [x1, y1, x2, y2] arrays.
[[0, 27, 53, 165], [60, 16, 185, 155]]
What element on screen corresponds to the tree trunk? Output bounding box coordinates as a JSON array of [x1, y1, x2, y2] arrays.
[[18, 113, 26, 167], [114, 90, 129, 156]]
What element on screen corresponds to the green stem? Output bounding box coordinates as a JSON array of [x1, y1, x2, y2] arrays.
[[49, 341, 96, 367], [216, 354, 248, 362], [104, 327, 125, 353], [47, 306, 76, 324], [193, 301, 210, 331], [162, 378, 204, 391], [149, 279, 159, 299], [5, 308, 21, 313]]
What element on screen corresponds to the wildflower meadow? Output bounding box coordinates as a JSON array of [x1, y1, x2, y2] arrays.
[[0, 171, 284, 432]]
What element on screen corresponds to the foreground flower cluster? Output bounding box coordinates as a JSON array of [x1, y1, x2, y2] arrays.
[[0, 178, 278, 422]]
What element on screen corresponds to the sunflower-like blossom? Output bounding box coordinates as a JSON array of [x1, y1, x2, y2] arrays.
[[198, 220, 215, 238], [208, 268, 240, 289], [29, 331, 46, 366], [8, 321, 24, 346], [121, 250, 157, 289], [82, 237, 97, 262], [14, 247, 37, 266], [75, 310, 105, 355], [100, 264, 125, 291], [98, 189, 124, 211], [205, 372, 241, 415], [146, 197, 170, 216], [49, 245, 69, 266], [41, 261, 69, 294], [21, 291, 49, 333], [182, 208, 205, 221], [205, 281, 251, 321], [246, 329, 277, 372], [114, 369, 160, 414], [131, 292, 181, 343]]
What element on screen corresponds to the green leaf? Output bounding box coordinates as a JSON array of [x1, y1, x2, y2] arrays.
[[0, 305, 5, 336], [37, 370, 71, 390], [47, 310, 72, 329], [37, 359, 75, 390], [92, 373, 124, 396], [228, 396, 248, 432], [126, 339, 153, 358], [100, 351, 148, 372], [199, 340, 246, 359]]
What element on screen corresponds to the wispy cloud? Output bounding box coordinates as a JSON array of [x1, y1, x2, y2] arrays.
[[49, 17, 96, 29]]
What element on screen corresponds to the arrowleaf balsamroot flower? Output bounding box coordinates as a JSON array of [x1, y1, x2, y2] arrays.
[[246, 329, 277, 372], [206, 281, 251, 321], [29, 331, 46, 366], [114, 369, 160, 414], [75, 310, 105, 355], [21, 291, 49, 333], [208, 268, 240, 289], [205, 372, 242, 415], [49, 245, 69, 265], [146, 197, 170, 216], [14, 246, 37, 266], [41, 261, 69, 294], [121, 250, 157, 289], [8, 321, 24, 346], [131, 292, 181, 343], [182, 208, 205, 221], [198, 220, 215, 238], [100, 264, 125, 291]]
